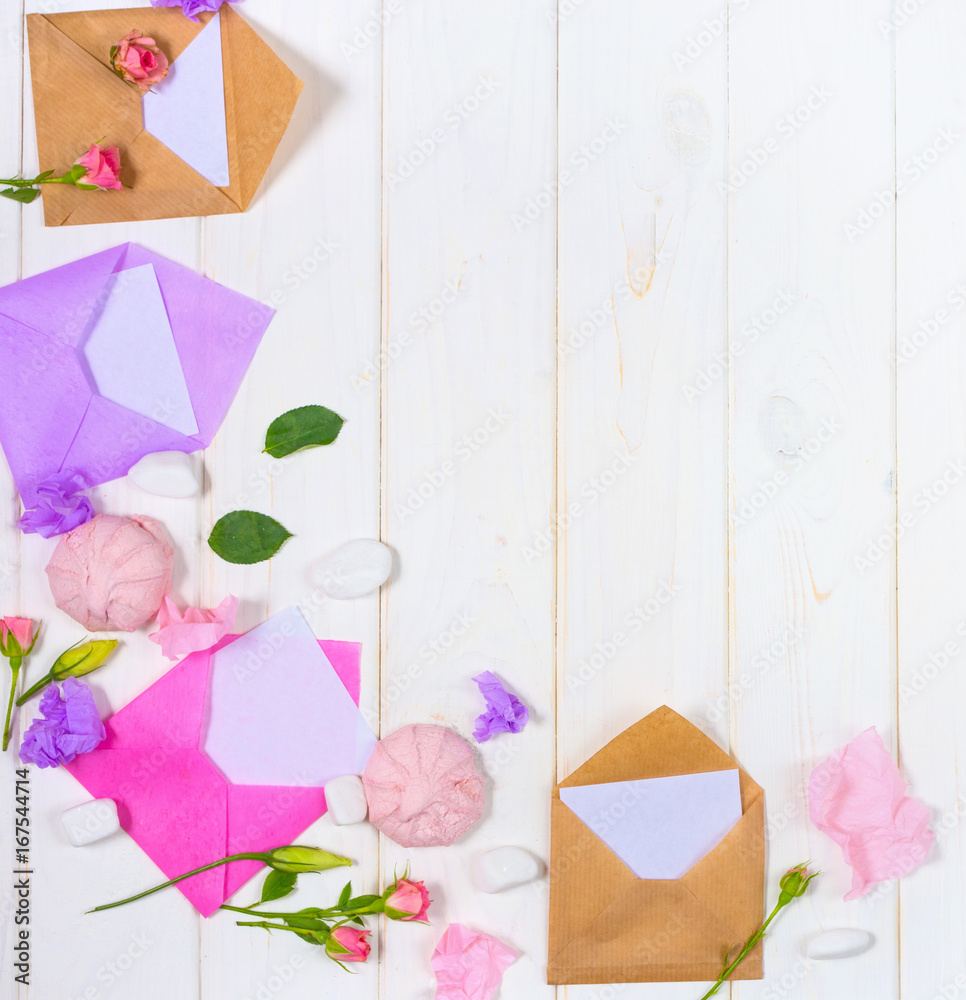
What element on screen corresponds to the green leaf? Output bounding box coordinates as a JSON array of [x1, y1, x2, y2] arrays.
[[346, 894, 380, 909], [208, 511, 293, 565], [36, 170, 55, 181], [264, 405, 344, 459], [1, 187, 40, 204], [282, 914, 330, 932], [294, 930, 327, 946], [338, 881, 352, 909], [260, 870, 298, 904]]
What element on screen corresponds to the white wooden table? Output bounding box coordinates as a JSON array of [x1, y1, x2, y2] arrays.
[[1, 1, 963, 997]]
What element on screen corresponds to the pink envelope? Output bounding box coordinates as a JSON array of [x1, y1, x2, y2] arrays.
[[65, 635, 363, 917]]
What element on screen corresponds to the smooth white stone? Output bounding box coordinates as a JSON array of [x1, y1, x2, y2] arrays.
[[62, 799, 119, 847], [313, 539, 393, 599], [473, 847, 544, 893], [128, 451, 201, 498], [805, 928, 875, 960], [325, 774, 369, 826]]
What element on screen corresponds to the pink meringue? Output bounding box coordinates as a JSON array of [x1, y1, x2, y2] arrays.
[[46, 515, 174, 632], [363, 724, 485, 847]]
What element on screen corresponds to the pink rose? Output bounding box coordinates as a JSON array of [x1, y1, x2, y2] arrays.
[[73, 144, 123, 192], [325, 927, 371, 964], [110, 30, 169, 92], [383, 878, 431, 922], [0, 618, 36, 658]]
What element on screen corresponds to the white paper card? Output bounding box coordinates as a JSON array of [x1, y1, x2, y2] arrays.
[[81, 264, 198, 436], [142, 13, 230, 187], [560, 769, 743, 879], [202, 607, 377, 787]]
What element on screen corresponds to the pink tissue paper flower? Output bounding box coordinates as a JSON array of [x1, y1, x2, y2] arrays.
[[150, 595, 239, 661], [809, 726, 935, 900], [46, 515, 174, 633], [151, 0, 239, 22], [431, 923, 518, 1000]]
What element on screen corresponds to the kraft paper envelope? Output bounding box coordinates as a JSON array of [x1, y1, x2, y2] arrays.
[[26, 5, 303, 226], [548, 706, 765, 986], [66, 609, 377, 917]]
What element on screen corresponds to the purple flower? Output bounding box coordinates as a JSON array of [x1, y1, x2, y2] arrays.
[[18, 472, 94, 539], [150, 0, 239, 21], [19, 678, 105, 768], [472, 671, 529, 742]]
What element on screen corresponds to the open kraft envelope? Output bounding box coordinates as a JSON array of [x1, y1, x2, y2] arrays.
[[548, 706, 765, 986], [0, 242, 274, 511], [65, 607, 377, 917], [26, 5, 303, 225]]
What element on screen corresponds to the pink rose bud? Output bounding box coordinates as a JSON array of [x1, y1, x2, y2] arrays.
[[110, 30, 170, 92], [383, 878, 431, 922], [0, 617, 37, 659], [73, 144, 123, 192], [325, 927, 371, 964]]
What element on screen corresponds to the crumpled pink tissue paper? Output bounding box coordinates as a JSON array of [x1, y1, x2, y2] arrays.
[[149, 595, 239, 660], [809, 726, 935, 900], [432, 923, 518, 1000]]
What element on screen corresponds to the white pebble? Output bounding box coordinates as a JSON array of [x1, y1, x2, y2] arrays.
[[325, 775, 369, 826], [313, 539, 393, 600], [128, 452, 201, 498], [473, 847, 544, 893], [62, 799, 119, 846], [805, 928, 875, 960]]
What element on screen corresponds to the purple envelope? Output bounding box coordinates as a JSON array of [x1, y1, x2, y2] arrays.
[[0, 243, 274, 511]]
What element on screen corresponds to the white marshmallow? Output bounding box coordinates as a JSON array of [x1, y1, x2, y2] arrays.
[[473, 847, 544, 893], [128, 451, 202, 499], [62, 799, 120, 847], [325, 774, 369, 826], [805, 928, 875, 960], [312, 539, 393, 600]]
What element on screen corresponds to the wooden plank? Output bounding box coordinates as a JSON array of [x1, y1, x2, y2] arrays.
[[895, 1, 966, 994], [729, 1, 898, 996], [15, 1, 204, 998], [200, 1, 382, 997], [556, 1, 728, 996], [380, 2, 557, 997]]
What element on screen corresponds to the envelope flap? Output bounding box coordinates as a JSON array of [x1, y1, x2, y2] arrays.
[[0, 245, 126, 345], [559, 706, 739, 787], [26, 14, 143, 227], [681, 784, 766, 942], [38, 7, 210, 69], [221, 6, 304, 209]]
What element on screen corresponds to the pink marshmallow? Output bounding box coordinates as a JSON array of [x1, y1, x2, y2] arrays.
[[46, 514, 174, 632], [363, 724, 485, 848]]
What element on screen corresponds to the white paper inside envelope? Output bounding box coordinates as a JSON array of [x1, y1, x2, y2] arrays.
[[80, 264, 198, 436], [142, 12, 230, 187], [202, 607, 377, 786], [560, 769, 743, 879]]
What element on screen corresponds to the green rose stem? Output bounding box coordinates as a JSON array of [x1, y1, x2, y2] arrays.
[[88, 847, 351, 914], [2, 655, 23, 752], [0, 172, 81, 187], [697, 863, 820, 1000]]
